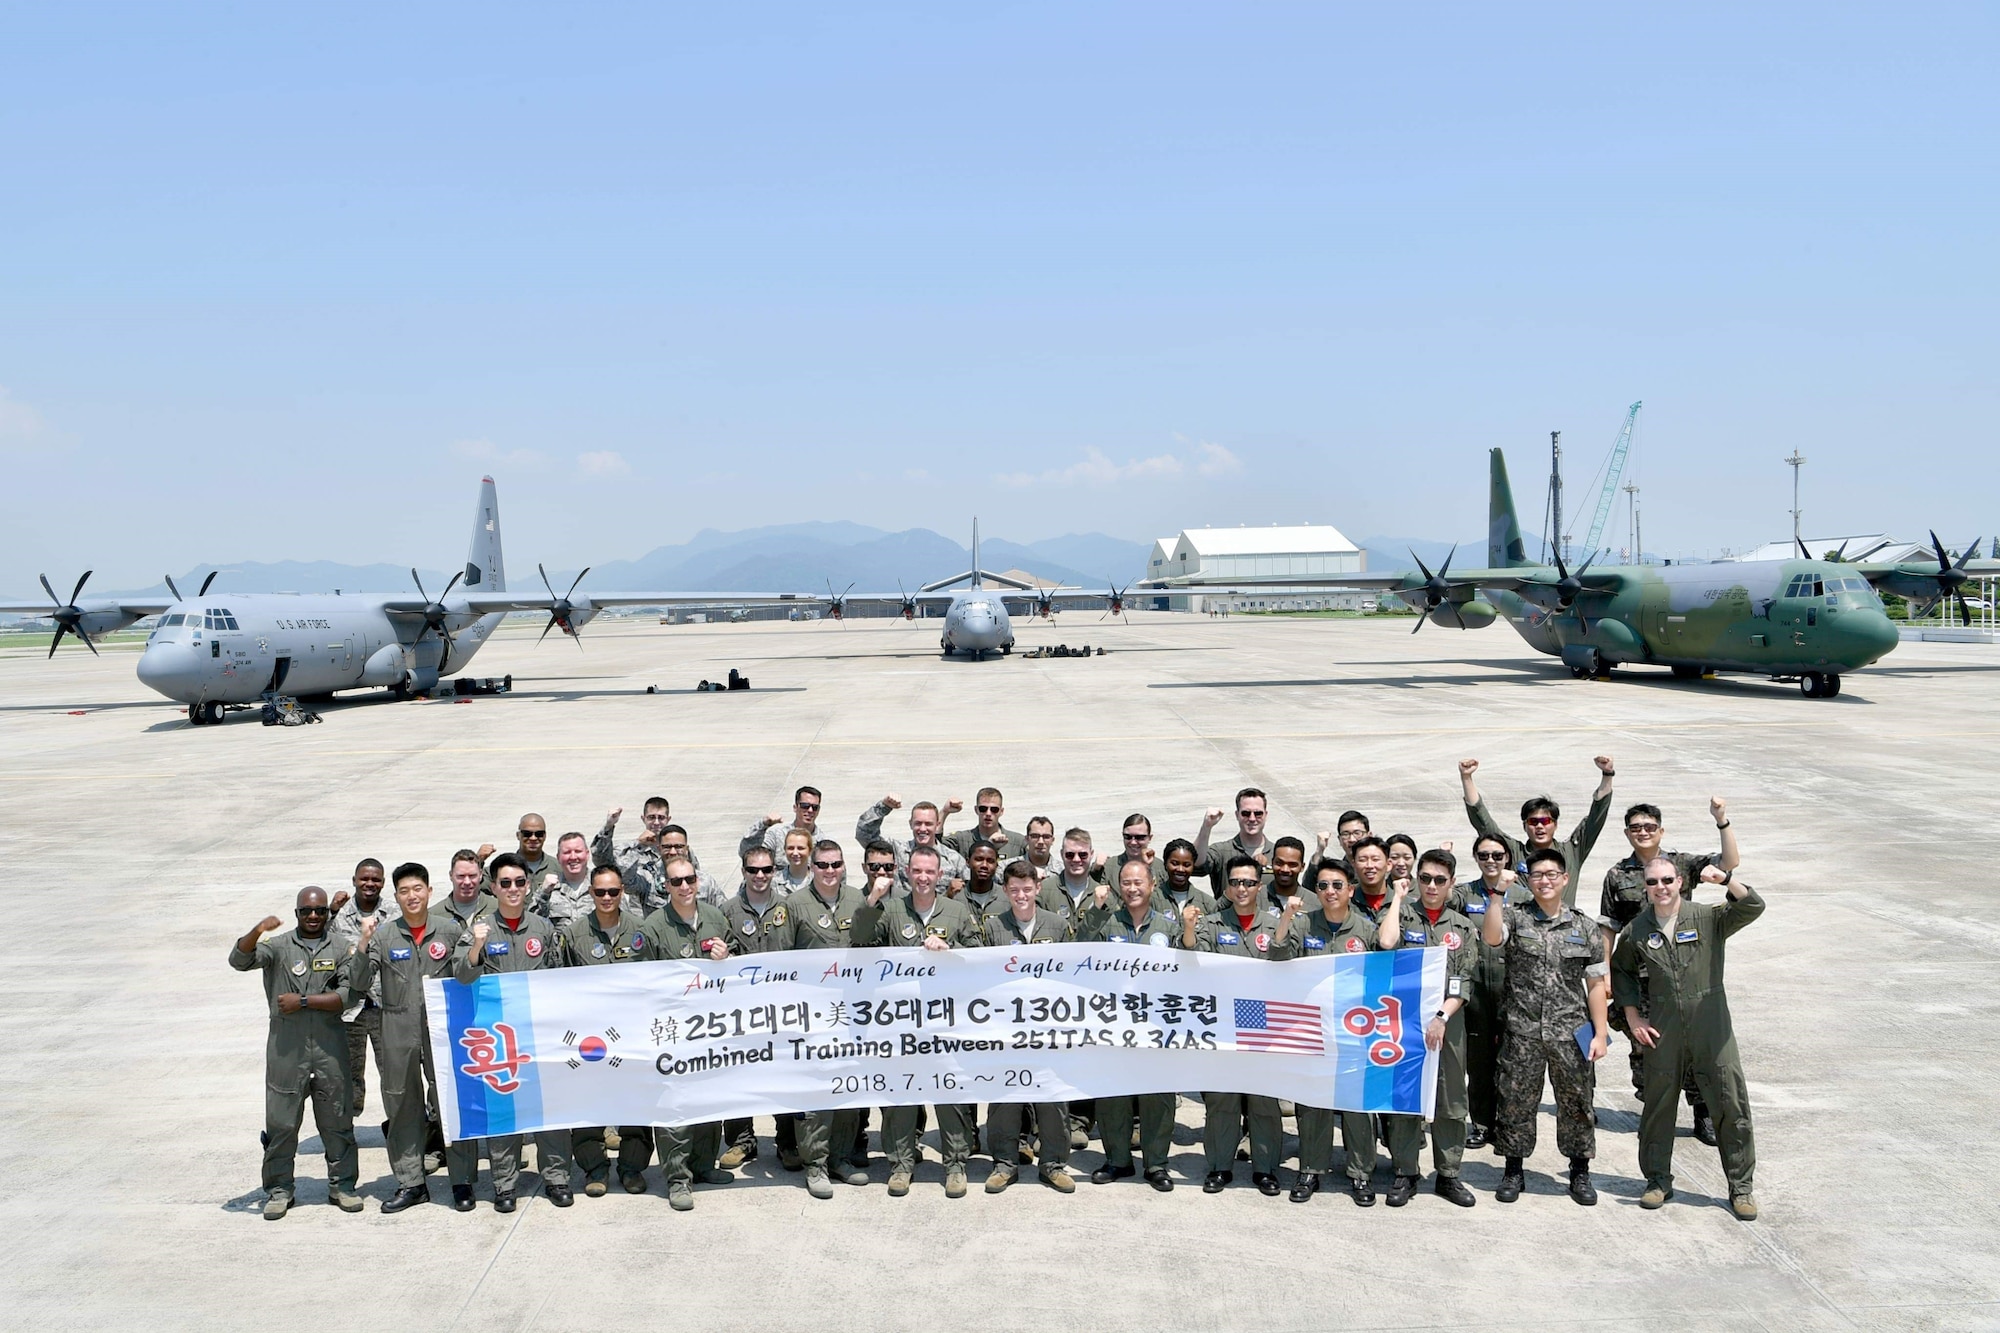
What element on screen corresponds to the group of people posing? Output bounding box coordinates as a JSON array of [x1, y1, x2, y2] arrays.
[[232, 754, 1764, 1222]]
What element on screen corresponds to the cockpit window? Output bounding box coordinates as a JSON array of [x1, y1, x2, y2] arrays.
[[160, 613, 184, 627]]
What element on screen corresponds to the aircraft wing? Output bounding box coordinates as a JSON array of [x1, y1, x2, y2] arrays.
[[0, 597, 175, 618], [455, 590, 835, 613]]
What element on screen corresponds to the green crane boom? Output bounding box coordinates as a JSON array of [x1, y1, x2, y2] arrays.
[[1583, 401, 1641, 558]]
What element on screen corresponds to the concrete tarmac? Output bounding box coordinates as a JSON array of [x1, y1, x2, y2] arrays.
[[3, 611, 1996, 1331]]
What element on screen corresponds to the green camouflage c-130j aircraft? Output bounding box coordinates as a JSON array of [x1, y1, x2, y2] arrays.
[[1243, 449, 1994, 697]]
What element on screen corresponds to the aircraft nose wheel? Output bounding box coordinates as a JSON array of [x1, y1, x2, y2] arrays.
[[189, 700, 223, 726], [1801, 671, 1842, 698]]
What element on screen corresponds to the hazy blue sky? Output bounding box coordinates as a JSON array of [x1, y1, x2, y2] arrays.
[[2, 3, 1994, 592]]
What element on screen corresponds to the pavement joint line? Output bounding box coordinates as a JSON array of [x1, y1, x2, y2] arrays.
[[448, 1194, 534, 1330], [100, 717, 1837, 763]]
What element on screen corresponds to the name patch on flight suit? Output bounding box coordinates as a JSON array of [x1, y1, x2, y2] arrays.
[[837, 917, 854, 931], [389, 948, 412, 961], [1303, 936, 1326, 951], [312, 958, 337, 971], [1404, 930, 1427, 943], [1676, 929, 1699, 943], [1218, 930, 1241, 945], [1107, 933, 1131, 943], [486, 942, 510, 956], [1464, 900, 1486, 915]]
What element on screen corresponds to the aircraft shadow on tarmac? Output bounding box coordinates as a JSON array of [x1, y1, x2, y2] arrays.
[[129, 686, 810, 731], [1147, 658, 1963, 700], [723, 646, 1206, 663]]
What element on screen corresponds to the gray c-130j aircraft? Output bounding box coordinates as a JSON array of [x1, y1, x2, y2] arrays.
[[3, 481, 1125, 723]]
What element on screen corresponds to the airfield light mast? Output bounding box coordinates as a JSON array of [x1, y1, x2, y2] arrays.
[[1785, 449, 1806, 548], [1549, 431, 1564, 565], [1624, 480, 1641, 564]]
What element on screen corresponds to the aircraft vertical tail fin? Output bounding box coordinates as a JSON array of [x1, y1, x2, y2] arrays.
[[465, 475, 505, 591], [970, 518, 981, 589], [1489, 449, 1532, 569]]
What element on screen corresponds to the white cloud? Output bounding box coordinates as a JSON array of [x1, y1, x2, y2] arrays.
[[577, 450, 630, 476], [1195, 441, 1243, 477], [998, 441, 1244, 488], [0, 387, 49, 449], [450, 438, 546, 469]]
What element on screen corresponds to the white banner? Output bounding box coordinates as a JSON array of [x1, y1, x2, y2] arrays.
[[427, 943, 1445, 1139]]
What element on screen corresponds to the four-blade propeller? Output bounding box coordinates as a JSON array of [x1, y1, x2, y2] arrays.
[[1100, 582, 1130, 622], [1923, 530, 1984, 627], [1405, 546, 1460, 634], [824, 580, 855, 625], [537, 563, 591, 648], [1551, 548, 1601, 609], [410, 567, 465, 660], [37, 571, 99, 657]]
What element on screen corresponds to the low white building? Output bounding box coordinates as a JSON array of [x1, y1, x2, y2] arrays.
[[1139, 524, 1369, 612]]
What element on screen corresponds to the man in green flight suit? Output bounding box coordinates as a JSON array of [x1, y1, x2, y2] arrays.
[[559, 865, 656, 1197], [1375, 850, 1479, 1208], [981, 860, 1078, 1194], [1188, 854, 1301, 1197], [1612, 856, 1766, 1220], [1460, 755, 1616, 905], [773, 837, 871, 1200], [643, 856, 735, 1210], [854, 844, 983, 1197], [453, 852, 571, 1212], [229, 885, 365, 1220], [1084, 860, 1188, 1192]]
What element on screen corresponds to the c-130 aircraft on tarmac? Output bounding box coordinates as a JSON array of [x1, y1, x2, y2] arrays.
[[2, 481, 1125, 724], [1196, 448, 1994, 698]]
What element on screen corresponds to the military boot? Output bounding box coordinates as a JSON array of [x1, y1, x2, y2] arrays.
[[262, 1190, 292, 1221], [1567, 1157, 1597, 1206], [1496, 1157, 1524, 1203], [1692, 1104, 1719, 1146]]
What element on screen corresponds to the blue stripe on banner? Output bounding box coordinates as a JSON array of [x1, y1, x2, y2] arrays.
[[447, 974, 542, 1139], [1387, 948, 1429, 1114]]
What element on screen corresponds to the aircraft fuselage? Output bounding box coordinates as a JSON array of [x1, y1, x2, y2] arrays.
[[940, 590, 1015, 658]]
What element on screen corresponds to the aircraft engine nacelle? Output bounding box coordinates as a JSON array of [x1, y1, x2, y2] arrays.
[[358, 643, 407, 687], [566, 607, 602, 632], [80, 609, 145, 637], [1429, 598, 1497, 630], [402, 666, 440, 694]]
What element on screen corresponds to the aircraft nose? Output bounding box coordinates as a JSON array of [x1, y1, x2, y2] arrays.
[[1850, 610, 1901, 664], [136, 642, 204, 701]]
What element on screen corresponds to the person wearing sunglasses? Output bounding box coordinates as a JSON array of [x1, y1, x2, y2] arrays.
[[455, 853, 572, 1212], [499, 812, 558, 893], [1374, 850, 1480, 1209], [1451, 833, 1523, 1150], [1479, 846, 1610, 1207], [642, 856, 734, 1211], [1611, 857, 1765, 1220], [1459, 755, 1616, 905], [772, 839, 872, 1199], [740, 784, 825, 859], [1290, 858, 1378, 1204], [718, 845, 803, 1171], [1097, 812, 1169, 892], [1188, 855, 1301, 1198], [1194, 787, 1278, 898], [559, 866, 656, 1197], [229, 885, 365, 1220], [940, 786, 1028, 861], [1601, 798, 1741, 1137]]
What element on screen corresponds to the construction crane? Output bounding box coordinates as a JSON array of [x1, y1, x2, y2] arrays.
[[1582, 401, 1642, 559]]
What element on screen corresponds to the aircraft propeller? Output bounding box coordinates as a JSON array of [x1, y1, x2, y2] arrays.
[[1922, 530, 1983, 628], [1100, 582, 1130, 622], [410, 567, 465, 660], [163, 570, 218, 603], [1551, 548, 1600, 609], [824, 580, 855, 626], [897, 581, 918, 622], [1032, 587, 1059, 620], [1405, 546, 1461, 633], [36, 571, 99, 657], [536, 563, 591, 648]]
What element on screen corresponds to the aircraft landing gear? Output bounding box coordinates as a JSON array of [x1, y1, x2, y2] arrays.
[[1671, 664, 1703, 680], [188, 700, 223, 726], [1801, 671, 1842, 698]]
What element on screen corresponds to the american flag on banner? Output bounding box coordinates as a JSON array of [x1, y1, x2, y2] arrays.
[[1234, 998, 1324, 1055]]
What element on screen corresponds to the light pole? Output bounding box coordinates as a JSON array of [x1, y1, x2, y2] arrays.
[[1785, 450, 1806, 549]]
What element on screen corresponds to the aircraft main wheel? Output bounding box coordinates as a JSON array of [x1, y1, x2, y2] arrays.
[[1825, 673, 1842, 697], [199, 700, 223, 725], [1570, 665, 1592, 679], [1801, 671, 1826, 698], [1671, 664, 1702, 680]]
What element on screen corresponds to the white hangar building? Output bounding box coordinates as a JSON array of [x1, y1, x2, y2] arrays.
[[1139, 524, 1372, 613]]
